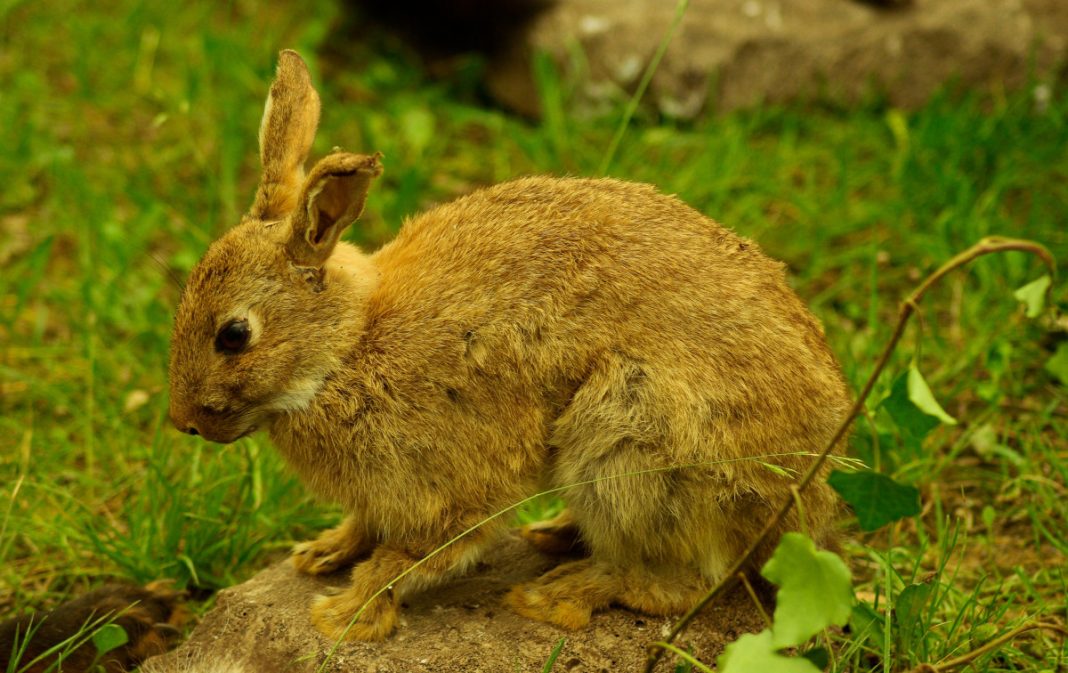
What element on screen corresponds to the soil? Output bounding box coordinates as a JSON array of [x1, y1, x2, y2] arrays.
[[143, 533, 767, 672]]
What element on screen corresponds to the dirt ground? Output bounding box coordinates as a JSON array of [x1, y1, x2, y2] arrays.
[[144, 533, 767, 672]]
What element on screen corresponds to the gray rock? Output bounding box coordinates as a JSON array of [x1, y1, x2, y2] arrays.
[[485, 0, 1068, 117], [143, 533, 765, 672]]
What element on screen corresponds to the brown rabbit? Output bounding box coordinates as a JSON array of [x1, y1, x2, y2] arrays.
[[168, 50, 850, 641]]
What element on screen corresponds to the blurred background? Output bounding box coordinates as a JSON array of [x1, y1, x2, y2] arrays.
[[1, 0, 1066, 668]]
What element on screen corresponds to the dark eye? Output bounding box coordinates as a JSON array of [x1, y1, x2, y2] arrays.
[[215, 319, 251, 355]]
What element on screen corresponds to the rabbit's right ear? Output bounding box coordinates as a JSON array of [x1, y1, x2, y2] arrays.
[[249, 50, 321, 221]]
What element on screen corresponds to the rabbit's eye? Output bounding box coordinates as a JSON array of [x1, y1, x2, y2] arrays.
[[215, 319, 251, 355]]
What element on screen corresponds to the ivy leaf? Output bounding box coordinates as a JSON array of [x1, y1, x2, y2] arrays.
[[1047, 342, 1068, 386], [907, 365, 956, 425], [1013, 275, 1051, 318], [761, 533, 853, 648], [881, 371, 938, 451], [801, 647, 830, 670], [92, 623, 128, 655], [828, 470, 921, 532], [718, 630, 821, 673]]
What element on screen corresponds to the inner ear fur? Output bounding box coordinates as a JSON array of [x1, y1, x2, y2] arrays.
[[286, 152, 383, 268]]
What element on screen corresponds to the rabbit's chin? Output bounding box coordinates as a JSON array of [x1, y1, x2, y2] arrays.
[[199, 423, 259, 445]]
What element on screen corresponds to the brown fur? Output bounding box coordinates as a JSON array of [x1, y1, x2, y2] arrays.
[[168, 50, 851, 641], [0, 581, 185, 672]]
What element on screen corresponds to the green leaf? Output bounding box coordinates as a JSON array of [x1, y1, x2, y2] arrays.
[[542, 637, 566, 672], [761, 533, 853, 648], [881, 372, 938, 450], [895, 582, 932, 629], [1047, 342, 1068, 385], [849, 602, 883, 644], [970, 623, 999, 647], [828, 470, 921, 532], [894, 582, 933, 653], [92, 623, 128, 655], [981, 505, 996, 531], [718, 630, 821, 673], [886, 109, 909, 150], [801, 647, 830, 670], [1013, 275, 1051, 318], [906, 365, 957, 426], [970, 423, 1025, 466]]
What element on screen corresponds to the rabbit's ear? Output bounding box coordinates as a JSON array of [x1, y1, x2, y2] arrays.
[[286, 152, 383, 267], [249, 50, 321, 221]]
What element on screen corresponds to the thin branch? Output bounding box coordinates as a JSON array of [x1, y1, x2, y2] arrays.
[[911, 621, 1068, 673], [644, 236, 1055, 672]]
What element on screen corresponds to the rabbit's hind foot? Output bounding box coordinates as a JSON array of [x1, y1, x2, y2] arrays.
[[507, 559, 712, 628], [505, 558, 620, 629]]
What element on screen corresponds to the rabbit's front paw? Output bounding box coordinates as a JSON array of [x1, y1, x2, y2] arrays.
[[310, 589, 398, 641], [292, 520, 370, 576]]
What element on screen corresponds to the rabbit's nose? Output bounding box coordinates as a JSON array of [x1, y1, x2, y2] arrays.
[[169, 408, 200, 436]]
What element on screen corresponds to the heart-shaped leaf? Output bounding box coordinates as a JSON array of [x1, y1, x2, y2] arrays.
[[828, 469, 921, 532], [1013, 275, 1051, 318], [1047, 342, 1068, 386], [761, 533, 853, 648], [718, 630, 821, 673], [881, 371, 938, 451]]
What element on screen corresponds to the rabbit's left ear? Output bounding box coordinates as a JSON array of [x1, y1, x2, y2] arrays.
[[286, 152, 382, 268]]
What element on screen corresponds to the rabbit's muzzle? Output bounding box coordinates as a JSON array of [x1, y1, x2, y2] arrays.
[[169, 402, 257, 444]]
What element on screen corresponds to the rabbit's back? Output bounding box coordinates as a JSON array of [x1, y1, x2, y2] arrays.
[[363, 176, 848, 496]]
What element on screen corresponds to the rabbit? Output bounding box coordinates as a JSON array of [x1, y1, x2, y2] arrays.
[[168, 49, 851, 642]]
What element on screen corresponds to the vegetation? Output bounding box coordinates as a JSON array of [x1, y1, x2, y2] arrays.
[[1, 0, 1065, 670]]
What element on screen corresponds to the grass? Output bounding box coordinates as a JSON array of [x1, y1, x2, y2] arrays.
[[1, 0, 1066, 670]]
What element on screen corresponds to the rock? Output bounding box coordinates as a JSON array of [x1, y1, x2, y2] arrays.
[[143, 533, 766, 672], [482, 0, 1068, 117]]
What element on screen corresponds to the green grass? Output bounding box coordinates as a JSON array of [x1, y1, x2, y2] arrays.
[[1, 0, 1066, 670]]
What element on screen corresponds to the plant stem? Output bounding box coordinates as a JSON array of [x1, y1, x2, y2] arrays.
[[913, 621, 1068, 673], [597, 0, 689, 176], [736, 572, 772, 629]]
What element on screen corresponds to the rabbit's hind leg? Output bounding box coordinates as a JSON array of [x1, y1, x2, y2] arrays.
[[505, 558, 621, 629], [506, 553, 714, 628], [614, 564, 711, 617]]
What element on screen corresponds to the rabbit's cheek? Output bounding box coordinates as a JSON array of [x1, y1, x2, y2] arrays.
[[264, 373, 328, 414]]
